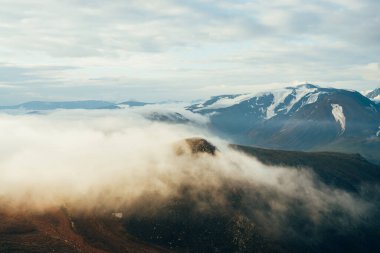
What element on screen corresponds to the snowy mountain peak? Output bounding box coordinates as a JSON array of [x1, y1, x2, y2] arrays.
[[188, 83, 319, 115], [190, 93, 251, 111], [263, 84, 320, 119], [189, 83, 325, 119], [188, 85, 380, 136]]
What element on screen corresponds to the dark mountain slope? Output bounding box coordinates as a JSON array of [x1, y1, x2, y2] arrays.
[[121, 139, 380, 253], [231, 144, 380, 193]]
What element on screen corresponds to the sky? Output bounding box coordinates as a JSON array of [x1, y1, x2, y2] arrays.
[[0, 0, 379, 104]]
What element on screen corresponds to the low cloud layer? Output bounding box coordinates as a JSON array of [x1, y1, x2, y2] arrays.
[[0, 110, 374, 234]]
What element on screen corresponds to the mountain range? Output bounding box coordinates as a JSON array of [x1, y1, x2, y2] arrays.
[[0, 100, 153, 110], [1, 84, 379, 162], [188, 84, 380, 163]]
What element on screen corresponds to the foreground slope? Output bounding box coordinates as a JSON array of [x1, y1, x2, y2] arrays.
[[0, 208, 168, 253], [122, 140, 380, 253], [1, 139, 380, 253]]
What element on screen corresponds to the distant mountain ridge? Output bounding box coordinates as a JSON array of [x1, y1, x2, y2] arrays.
[[188, 84, 380, 163], [0, 100, 115, 110], [0, 100, 155, 110], [118, 100, 153, 107], [366, 87, 380, 102]]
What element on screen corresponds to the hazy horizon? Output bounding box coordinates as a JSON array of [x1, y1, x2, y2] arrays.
[[0, 82, 377, 106]]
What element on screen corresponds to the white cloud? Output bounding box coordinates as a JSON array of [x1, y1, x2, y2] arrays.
[[356, 62, 380, 81], [0, 0, 379, 103], [0, 111, 372, 227]]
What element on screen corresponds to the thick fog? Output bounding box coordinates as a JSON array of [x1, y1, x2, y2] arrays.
[[0, 109, 374, 239]]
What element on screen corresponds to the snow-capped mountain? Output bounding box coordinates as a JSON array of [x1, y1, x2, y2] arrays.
[[189, 84, 324, 120], [366, 88, 380, 103], [188, 84, 380, 163], [188, 84, 378, 124]]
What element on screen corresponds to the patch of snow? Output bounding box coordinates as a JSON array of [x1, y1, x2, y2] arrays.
[[296, 91, 326, 112], [265, 85, 317, 119], [305, 92, 321, 105], [265, 89, 293, 119], [194, 94, 254, 111], [285, 86, 317, 113], [206, 111, 220, 117], [331, 104, 346, 134], [373, 95, 380, 102]]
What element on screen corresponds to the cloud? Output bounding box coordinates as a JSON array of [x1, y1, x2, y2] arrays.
[[0, 111, 374, 222], [0, 109, 378, 249], [356, 62, 380, 81], [0, 0, 379, 102]]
